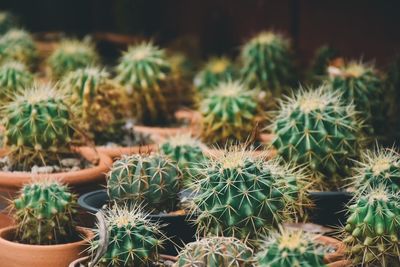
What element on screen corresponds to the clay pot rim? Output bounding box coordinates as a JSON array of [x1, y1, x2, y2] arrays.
[[317, 235, 347, 264], [0, 226, 92, 250]]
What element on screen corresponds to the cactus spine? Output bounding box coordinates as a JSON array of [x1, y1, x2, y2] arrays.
[[0, 61, 33, 101], [0, 29, 37, 66]]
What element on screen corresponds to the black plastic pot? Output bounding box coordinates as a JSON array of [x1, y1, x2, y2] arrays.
[[308, 191, 353, 227], [78, 190, 196, 256]]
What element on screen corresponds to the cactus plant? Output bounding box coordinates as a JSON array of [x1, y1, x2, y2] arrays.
[[190, 147, 305, 242], [0, 60, 33, 101], [256, 228, 327, 267], [175, 236, 254, 267], [2, 84, 76, 169], [343, 186, 400, 266], [90, 205, 165, 267], [107, 153, 183, 213], [194, 57, 236, 94], [0, 11, 17, 34], [115, 42, 173, 125], [0, 29, 37, 66], [271, 85, 362, 189], [240, 31, 294, 95], [61, 67, 128, 144], [48, 39, 99, 79], [309, 45, 339, 84], [11, 180, 77, 245], [200, 80, 259, 145]]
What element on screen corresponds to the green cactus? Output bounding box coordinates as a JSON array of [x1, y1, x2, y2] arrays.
[[107, 153, 182, 213], [256, 228, 327, 267], [115, 42, 173, 125], [0, 11, 17, 34], [271, 85, 361, 189], [309, 45, 339, 84], [194, 57, 236, 94], [190, 147, 305, 242], [0, 61, 33, 101], [11, 180, 77, 245], [240, 31, 294, 95], [48, 39, 99, 79], [328, 61, 385, 135], [2, 84, 76, 169], [91, 205, 165, 267], [0, 29, 37, 66], [61, 67, 128, 145], [343, 186, 400, 266], [200, 80, 259, 145], [160, 134, 206, 181], [175, 236, 254, 267]]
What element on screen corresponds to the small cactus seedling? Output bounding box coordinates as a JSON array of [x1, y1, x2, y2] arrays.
[[256, 228, 327, 267], [48, 39, 99, 79], [0, 29, 37, 66], [2, 84, 76, 169], [271, 85, 362, 189], [107, 153, 183, 213], [61, 67, 128, 144], [115, 42, 173, 125], [343, 186, 400, 266], [91, 205, 165, 267], [200, 80, 259, 145], [0, 60, 33, 101], [0, 11, 17, 34], [11, 180, 77, 245], [174, 236, 254, 267], [194, 57, 236, 94], [240, 31, 294, 95]]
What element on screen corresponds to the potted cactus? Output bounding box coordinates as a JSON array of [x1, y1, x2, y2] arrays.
[[0, 60, 33, 103], [0, 180, 92, 267], [0, 29, 37, 67]]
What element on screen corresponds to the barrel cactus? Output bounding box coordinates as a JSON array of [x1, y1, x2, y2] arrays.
[[240, 31, 294, 95], [2, 84, 76, 169], [61, 67, 127, 144], [0, 11, 17, 34], [91, 205, 164, 267], [11, 180, 77, 245], [343, 186, 400, 266], [107, 153, 183, 213], [115, 42, 173, 125], [0, 60, 33, 101], [48, 38, 99, 79], [256, 228, 327, 267], [200, 80, 259, 145], [194, 57, 236, 94], [271, 85, 361, 189], [0, 29, 37, 66], [175, 236, 254, 267]]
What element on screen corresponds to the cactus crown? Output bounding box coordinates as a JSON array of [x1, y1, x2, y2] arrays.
[[343, 186, 400, 266], [256, 228, 327, 267], [107, 153, 182, 213], [3, 84, 76, 169], [48, 39, 99, 79], [0, 29, 37, 66], [11, 179, 77, 245], [0, 60, 33, 99], [271, 85, 361, 189], [91, 205, 165, 267], [175, 236, 254, 267], [200, 80, 259, 145]]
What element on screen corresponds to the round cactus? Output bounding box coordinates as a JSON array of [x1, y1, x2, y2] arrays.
[[2, 84, 76, 168], [271, 85, 362, 189], [190, 147, 304, 242], [11, 180, 77, 245], [0, 11, 17, 34], [309, 45, 339, 83], [0, 29, 37, 66], [256, 228, 327, 267], [343, 186, 400, 266], [200, 80, 259, 145], [194, 57, 236, 94], [115, 42, 173, 125], [91, 205, 165, 267], [175, 236, 254, 267], [107, 153, 182, 213], [0, 61, 33, 101], [240, 31, 294, 95], [61, 67, 128, 144], [48, 39, 99, 79]]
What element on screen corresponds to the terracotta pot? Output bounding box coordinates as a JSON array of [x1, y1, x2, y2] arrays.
[[135, 125, 191, 140], [317, 235, 347, 264], [0, 226, 92, 267], [259, 133, 275, 144], [69, 254, 177, 267], [95, 144, 158, 159], [0, 213, 13, 229], [327, 259, 352, 267]]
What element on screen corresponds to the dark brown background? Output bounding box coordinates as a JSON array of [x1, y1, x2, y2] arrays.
[[1, 0, 400, 67]]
